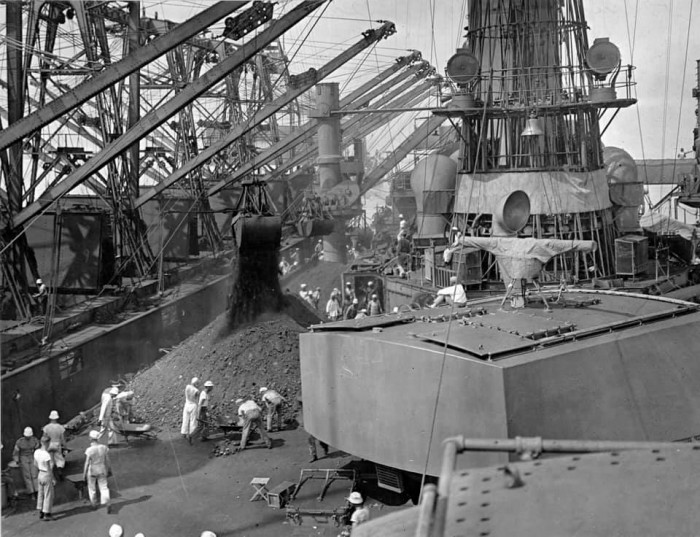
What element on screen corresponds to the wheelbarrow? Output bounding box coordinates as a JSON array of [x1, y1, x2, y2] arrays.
[[199, 414, 241, 438], [112, 418, 157, 444]]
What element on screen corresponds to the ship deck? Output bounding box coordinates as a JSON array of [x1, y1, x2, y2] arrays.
[[1, 252, 232, 375], [309, 288, 700, 361], [300, 288, 700, 475]]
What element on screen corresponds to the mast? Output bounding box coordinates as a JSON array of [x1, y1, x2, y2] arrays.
[[693, 60, 700, 163], [439, 0, 636, 281]]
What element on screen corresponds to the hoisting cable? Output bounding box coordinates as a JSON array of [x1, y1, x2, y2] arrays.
[[623, 0, 655, 212], [418, 63, 489, 501], [669, 0, 694, 225]]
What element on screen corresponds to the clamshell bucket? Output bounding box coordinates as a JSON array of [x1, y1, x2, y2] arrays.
[[232, 214, 282, 252], [296, 218, 334, 238], [230, 180, 281, 252], [227, 181, 284, 328]]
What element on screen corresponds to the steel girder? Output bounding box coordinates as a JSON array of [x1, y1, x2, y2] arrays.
[[359, 115, 448, 197], [266, 74, 437, 182], [134, 20, 398, 208], [12, 0, 328, 228], [0, 2, 247, 154], [272, 85, 436, 197], [203, 53, 425, 197]]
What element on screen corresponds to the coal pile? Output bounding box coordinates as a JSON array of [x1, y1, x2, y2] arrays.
[[127, 236, 346, 432], [227, 247, 285, 328], [129, 308, 313, 429]]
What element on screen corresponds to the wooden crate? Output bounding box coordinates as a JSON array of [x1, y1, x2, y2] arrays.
[[454, 248, 482, 285], [267, 481, 297, 509], [615, 235, 648, 276]]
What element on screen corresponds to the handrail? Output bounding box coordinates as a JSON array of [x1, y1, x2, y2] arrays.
[[415, 434, 686, 537]]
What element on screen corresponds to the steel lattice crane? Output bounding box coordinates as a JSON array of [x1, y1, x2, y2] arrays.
[[0, 1, 326, 321], [0, 0, 437, 325]]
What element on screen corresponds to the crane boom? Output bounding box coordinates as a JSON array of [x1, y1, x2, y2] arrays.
[[205, 56, 425, 197], [266, 77, 435, 180], [281, 110, 444, 213], [134, 20, 398, 208], [0, 2, 247, 154], [359, 115, 448, 196], [342, 84, 434, 140], [12, 0, 327, 228]]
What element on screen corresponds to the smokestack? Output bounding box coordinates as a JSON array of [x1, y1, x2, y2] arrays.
[[410, 153, 457, 239], [310, 83, 346, 263]]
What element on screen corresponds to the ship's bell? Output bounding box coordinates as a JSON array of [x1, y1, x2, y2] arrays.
[[521, 117, 544, 137]]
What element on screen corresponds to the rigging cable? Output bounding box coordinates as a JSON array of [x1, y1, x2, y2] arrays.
[[622, 0, 655, 210], [418, 31, 491, 496], [364, 0, 380, 75], [670, 0, 694, 222], [658, 0, 677, 232], [428, 0, 439, 67]]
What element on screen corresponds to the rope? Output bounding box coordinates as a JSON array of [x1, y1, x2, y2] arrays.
[[41, 211, 63, 343], [418, 50, 490, 498], [660, 0, 674, 162], [671, 0, 694, 173], [417, 258, 464, 500]]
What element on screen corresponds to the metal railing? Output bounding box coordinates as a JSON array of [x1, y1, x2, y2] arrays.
[[416, 435, 684, 537]]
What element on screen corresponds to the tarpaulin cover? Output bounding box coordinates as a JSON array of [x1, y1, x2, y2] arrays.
[[640, 211, 698, 241], [422, 190, 454, 214], [604, 146, 638, 183], [609, 183, 645, 206], [454, 169, 611, 214], [456, 237, 597, 280], [141, 198, 196, 260], [24, 212, 109, 290]]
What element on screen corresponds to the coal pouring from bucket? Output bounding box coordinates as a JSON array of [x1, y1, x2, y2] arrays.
[[228, 180, 284, 327], [231, 180, 282, 252]]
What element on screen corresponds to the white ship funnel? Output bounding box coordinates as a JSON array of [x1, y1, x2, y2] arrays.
[[604, 146, 643, 232], [409, 153, 458, 239]]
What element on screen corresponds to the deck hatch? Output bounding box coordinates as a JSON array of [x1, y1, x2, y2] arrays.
[[474, 314, 576, 340], [310, 315, 416, 332], [414, 325, 535, 359]]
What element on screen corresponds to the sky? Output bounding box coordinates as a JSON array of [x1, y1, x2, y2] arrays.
[[2, 0, 698, 215], [144, 0, 700, 163], [585, 1, 699, 161], [309, 0, 699, 162]]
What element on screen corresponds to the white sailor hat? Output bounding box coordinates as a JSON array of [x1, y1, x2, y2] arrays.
[[259, 387, 268, 393], [346, 491, 364, 504], [89, 430, 100, 440], [23, 427, 33, 437], [204, 381, 214, 387], [49, 410, 59, 420], [108, 524, 123, 537]]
